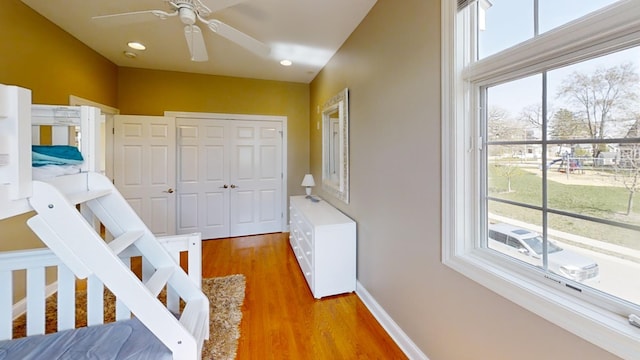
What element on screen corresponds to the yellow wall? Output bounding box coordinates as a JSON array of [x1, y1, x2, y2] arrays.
[[118, 67, 307, 116], [0, 1, 118, 107], [310, 0, 618, 359]]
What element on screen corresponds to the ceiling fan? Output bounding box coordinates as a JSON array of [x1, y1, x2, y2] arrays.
[[92, 0, 270, 62]]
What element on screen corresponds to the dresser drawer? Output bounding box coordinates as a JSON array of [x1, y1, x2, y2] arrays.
[[298, 254, 313, 290], [293, 217, 313, 242], [290, 237, 305, 263], [297, 234, 312, 264], [289, 206, 300, 223], [290, 225, 302, 243], [288, 232, 295, 248], [290, 232, 313, 289]]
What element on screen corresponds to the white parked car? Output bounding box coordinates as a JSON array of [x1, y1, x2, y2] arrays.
[[488, 223, 599, 283]]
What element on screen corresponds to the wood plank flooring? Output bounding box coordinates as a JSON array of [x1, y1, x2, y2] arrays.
[[197, 232, 408, 359]]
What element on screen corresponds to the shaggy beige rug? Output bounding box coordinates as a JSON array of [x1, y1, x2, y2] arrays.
[[13, 274, 246, 360]]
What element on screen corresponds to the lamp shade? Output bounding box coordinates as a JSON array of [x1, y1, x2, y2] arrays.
[[301, 174, 315, 187]]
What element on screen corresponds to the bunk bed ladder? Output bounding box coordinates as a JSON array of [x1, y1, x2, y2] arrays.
[[25, 172, 209, 360]]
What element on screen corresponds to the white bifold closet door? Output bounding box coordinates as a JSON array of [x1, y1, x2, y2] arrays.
[[113, 115, 176, 236], [176, 118, 283, 239]]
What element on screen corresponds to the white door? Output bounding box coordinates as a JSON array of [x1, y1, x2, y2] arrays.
[[113, 115, 176, 236], [229, 121, 282, 236], [176, 118, 282, 239], [176, 119, 229, 239]]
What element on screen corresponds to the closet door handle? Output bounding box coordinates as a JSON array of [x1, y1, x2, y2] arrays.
[[230, 184, 238, 189], [164, 188, 174, 193], [221, 184, 229, 189]]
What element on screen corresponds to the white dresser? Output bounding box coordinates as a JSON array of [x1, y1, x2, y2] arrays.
[[289, 195, 356, 299]]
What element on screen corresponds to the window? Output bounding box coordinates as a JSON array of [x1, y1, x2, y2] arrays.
[[442, 1, 640, 358]]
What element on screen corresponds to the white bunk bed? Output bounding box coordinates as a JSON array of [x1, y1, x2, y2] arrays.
[[0, 84, 209, 359]]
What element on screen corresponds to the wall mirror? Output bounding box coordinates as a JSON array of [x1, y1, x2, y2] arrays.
[[322, 88, 349, 203]]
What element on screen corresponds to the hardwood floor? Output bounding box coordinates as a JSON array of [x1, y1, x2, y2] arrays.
[[196, 232, 408, 359]]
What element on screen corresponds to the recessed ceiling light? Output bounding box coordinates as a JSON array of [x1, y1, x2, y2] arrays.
[[280, 59, 293, 66], [123, 51, 137, 59], [127, 42, 146, 50]]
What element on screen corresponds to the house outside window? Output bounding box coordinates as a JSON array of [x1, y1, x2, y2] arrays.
[[442, 0, 640, 358]]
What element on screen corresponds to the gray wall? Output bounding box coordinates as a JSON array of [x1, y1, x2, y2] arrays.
[[310, 0, 620, 359]]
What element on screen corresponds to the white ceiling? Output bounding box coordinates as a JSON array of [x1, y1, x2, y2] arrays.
[[21, 0, 377, 83]]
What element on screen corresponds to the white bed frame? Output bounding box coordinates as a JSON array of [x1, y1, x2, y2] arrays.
[[0, 233, 202, 330], [0, 84, 208, 359]]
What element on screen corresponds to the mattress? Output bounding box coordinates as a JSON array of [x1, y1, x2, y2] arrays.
[[0, 318, 172, 360]]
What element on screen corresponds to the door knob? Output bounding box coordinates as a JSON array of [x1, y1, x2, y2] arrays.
[[165, 188, 174, 193], [230, 184, 238, 188], [221, 184, 229, 189]]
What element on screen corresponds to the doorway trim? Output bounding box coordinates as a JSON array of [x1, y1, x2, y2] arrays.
[[165, 111, 288, 233], [69, 95, 120, 182]]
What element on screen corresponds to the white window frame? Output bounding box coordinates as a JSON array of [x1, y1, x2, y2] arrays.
[[441, 1, 640, 358]]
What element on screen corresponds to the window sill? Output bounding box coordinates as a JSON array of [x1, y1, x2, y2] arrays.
[[443, 249, 640, 359]]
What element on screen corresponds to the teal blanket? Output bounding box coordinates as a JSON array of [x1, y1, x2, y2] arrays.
[[32, 145, 84, 167]]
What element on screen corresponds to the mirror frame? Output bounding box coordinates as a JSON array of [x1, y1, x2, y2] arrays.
[[321, 88, 349, 203]]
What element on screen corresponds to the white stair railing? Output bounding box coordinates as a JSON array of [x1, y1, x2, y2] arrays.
[[1, 232, 202, 343], [24, 172, 209, 359]]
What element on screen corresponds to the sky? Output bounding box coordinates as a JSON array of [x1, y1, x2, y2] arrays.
[[479, 0, 640, 134]]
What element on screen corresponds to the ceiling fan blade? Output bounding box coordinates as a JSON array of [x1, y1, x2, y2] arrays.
[[206, 20, 270, 58], [184, 25, 209, 62], [92, 9, 177, 21]]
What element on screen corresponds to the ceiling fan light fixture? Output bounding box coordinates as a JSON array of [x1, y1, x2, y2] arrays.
[[127, 41, 146, 50], [179, 7, 197, 25], [184, 25, 209, 62], [280, 59, 293, 66]]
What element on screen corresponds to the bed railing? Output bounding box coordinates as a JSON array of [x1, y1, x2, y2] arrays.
[[1, 84, 104, 220], [0, 232, 202, 341]]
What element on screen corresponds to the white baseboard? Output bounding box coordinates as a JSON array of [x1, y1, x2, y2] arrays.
[[356, 281, 429, 360]]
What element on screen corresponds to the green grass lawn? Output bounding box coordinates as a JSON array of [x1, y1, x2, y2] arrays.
[[488, 165, 640, 250]]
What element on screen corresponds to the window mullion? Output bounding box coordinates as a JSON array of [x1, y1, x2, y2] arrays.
[[541, 71, 548, 270], [533, 0, 539, 37], [479, 86, 488, 248]]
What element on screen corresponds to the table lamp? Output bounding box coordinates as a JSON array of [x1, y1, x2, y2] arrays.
[[301, 174, 315, 198]]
